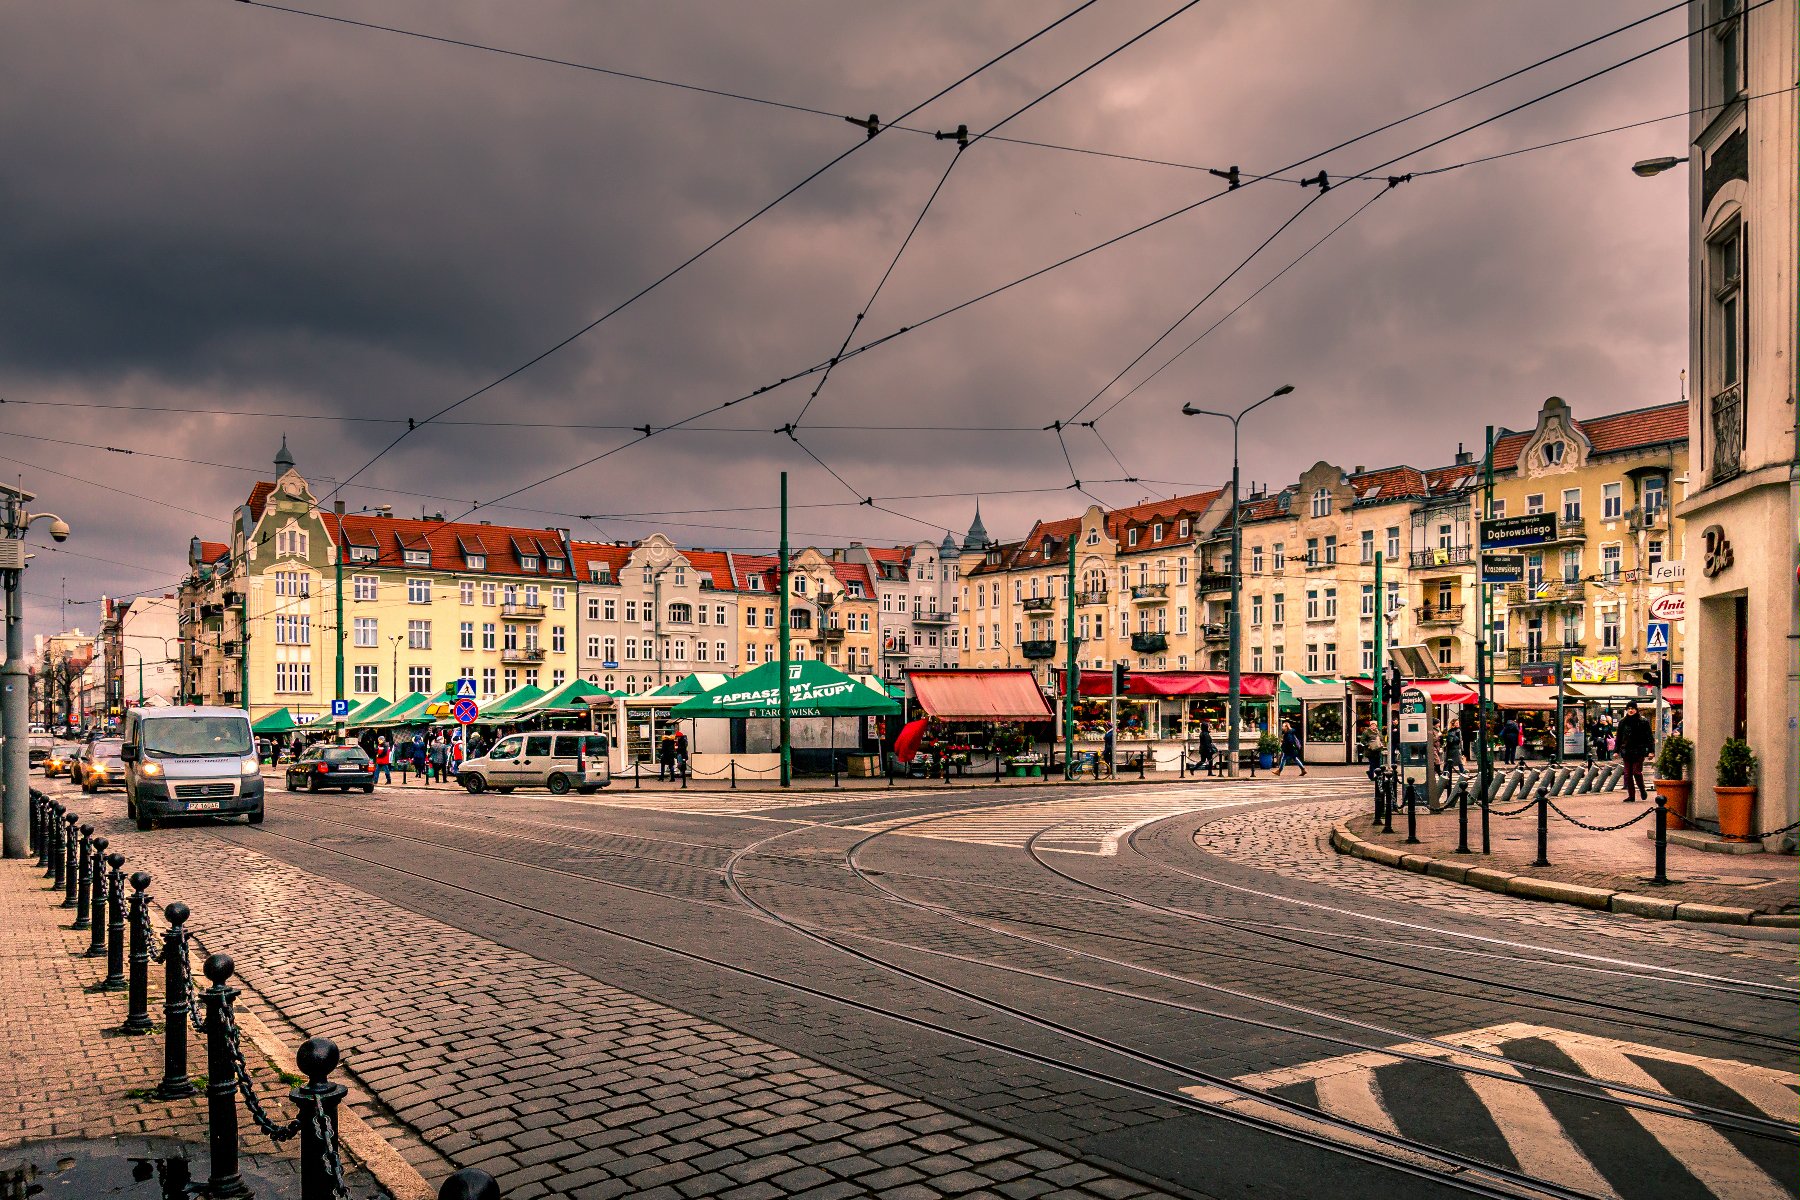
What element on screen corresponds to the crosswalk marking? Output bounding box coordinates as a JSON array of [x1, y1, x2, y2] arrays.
[[1183, 1023, 1797, 1200]]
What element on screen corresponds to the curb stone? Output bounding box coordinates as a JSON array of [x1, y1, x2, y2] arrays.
[[1329, 823, 1800, 929]]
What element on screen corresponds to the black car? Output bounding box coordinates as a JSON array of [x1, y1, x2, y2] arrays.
[[284, 746, 376, 793]]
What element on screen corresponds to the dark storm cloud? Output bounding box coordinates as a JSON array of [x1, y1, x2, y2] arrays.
[[0, 0, 1691, 637]]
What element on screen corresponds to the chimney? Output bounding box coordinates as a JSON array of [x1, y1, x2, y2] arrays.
[[1455, 442, 1473, 465], [1353, 465, 1364, 475], [377, 505, 392, 518]]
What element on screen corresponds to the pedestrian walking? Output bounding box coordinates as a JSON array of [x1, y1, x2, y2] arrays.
[[673, 728, 689, 780], [1499, 718, 1520, 765], [374, 739, 393, 785], [1615, 701, 1653, 803], [1197, 724, 1215, 773], [1101, 723, 1115, 778], [1275, 721, 1307, 777], [428, 736, 448, 786], [657, 728, 677, 782], [1361, 719, 1383, 779], [1442, 725, 1463, 773]]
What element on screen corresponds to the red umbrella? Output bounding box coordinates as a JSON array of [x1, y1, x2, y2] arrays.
[[894, 719, 928, 763]]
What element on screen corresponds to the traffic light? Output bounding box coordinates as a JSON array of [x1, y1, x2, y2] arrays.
[[1643, 660, 1673, 690], [1112, 661, 1128, 697]]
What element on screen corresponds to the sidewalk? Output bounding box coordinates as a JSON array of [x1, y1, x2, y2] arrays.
[[1336, 790, 1799, 925], [0, 854, 388, 1196]]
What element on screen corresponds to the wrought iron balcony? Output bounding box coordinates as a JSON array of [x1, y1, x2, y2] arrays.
[[1075, 589, 1109, 607], [1506, 646, 1582, 670], [1130, 583, 1168, 602], [1198, 572, 1233, 594], [1505, 580, 1585, 606], [1201, 623, 1230, 643], [501, 603, 546, 620], [1021, 596, 1055, 612], [501, 646, 545, 664], [1710, 384, 1743, 484], [1415, 603, 1465, 625], [1021, 639, 1058, 659], [911, 609, 954, 623], [1409, 547, 1474, 570], [813, 625, 846, 642], [1130, 632, 1168, 654]]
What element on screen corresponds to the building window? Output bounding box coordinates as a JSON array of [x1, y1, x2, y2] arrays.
[[1708, 221, 1745, 480], [1272, 544, 1284, 573], [1526, 493, 1545, 515], [1360, 530, 1374, 563], [1562, 548, 1581, 583], [1600, 609, 1620, 651], [460, 581, 475, 605], [274, 661, 313, 693], [586, 596, 601, 620], [276, 528, 309, 558], [1600, 544, 1622, 581], [1360, 640, 1374, 672], [1272, 646, 1284, 672], [408, 665, 431, 693], [481, 582, 497, 606], [524, 584, 539, 607], [1178, 519, 1190, 538], [353, 617, 378, 648], [1306, 590, 1319, 620], [403, 548, 429, 567], [603, 636, 616, 661], [407, 620, 431, 650], [1324, 643, 1337, 673], [668, 602, 692, 624], [465, 553, 485, 572], [624, 637, 638, 661], [503, 624, 518, 651], [552, 626, 566, 653], [407, 578, 430, 604], [1324, 536, 1336, 564], [353, 664, 378, 694], [1323, 588, 1337, 619], [1642, 476, 1666, 519], [1561, 489, 1581, 522], [353, 575, 378, 601], [481, 623, 496, 651], [1602, 482, 1622, 521], [1386, 527, 1400, 560], [481, 668, 495, 697], [1310, 488, 1331, 517], [1151, 523, 1163, 541], [460, 622, 475, 651], [1714, 0, 1743, 102], [1251, 647, 1263, 672], [1251, 546, 1263, 574], [1272, 593, 1285, 624], [1250, 595, 1263, 626], [586, 636, 601, 658], [1306, 644, 1319, 673], [1360, 585, 1374, 618], [1647, 539, 1664, 572]]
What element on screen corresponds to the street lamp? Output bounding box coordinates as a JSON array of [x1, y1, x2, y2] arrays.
[[0, 487, 70, 859], [390, 634, 407, 699], [1181, 384, 1295, 777], [1630, 156, 1688, 178]]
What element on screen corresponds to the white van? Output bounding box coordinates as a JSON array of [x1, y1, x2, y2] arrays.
[[458, 732, 610, 795], [121, 706, 264, 831]]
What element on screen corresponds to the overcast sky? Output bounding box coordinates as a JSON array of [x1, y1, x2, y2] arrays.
[[1, 0, 1692, 641]]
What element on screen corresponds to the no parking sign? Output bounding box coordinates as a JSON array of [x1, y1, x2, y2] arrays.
[[452, 697, 479, 725]]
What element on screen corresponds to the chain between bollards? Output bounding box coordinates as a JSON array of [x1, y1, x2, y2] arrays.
[[122, 872, 154, 1033], [86, 837, 109, 957], [156, 902, 199, 1099], [291, 1037, 350, 1200]]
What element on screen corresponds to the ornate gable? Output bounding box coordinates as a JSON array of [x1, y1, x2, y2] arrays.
[[1517, 397, 1593, 479]]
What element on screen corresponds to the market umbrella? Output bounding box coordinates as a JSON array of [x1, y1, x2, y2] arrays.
[[517, 677, 612, 715], [893, 719, 927, 763], [251, 708, 297, 734], [668, 659, 900, 718], [478, 684, 546, 721]]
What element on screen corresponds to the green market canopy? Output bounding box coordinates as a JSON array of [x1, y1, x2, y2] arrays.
[[643, 672, 730, 699], [518, 678, 613, 715], [347, 692, 429, 728], [251, 708, 298, 734], [476, 684, 546, 721], [343, 696, 390, 722], [669, 660, 900, 719]]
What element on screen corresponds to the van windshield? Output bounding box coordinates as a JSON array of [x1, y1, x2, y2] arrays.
[[141, 717, 254, 758]]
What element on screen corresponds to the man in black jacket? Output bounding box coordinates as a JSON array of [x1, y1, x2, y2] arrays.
[[1615, 702, 1654, 803]]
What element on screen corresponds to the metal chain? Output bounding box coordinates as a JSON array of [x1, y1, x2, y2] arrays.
[[179, 939, 207, 1035], [135, 898, 166, 964], [222, 993, 303, 1142], [311, 1101, 352, 1200], [1488, 795, 1540, 817], [1546, 799, 1656, 832], [1680, 814, 1800, 841]]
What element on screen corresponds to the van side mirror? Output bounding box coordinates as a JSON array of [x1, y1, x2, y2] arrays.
[[120, 745, 139, 763]]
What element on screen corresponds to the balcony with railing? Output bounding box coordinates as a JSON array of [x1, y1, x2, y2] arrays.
[[1505, 580, 1586, 606], [1409, 546, 1474, 570], [813, 625, 846, 642], [1415, 603, 1465, 626], [1075, 589, 1109, 607], [500, 602, 546, 620], [1198, 572, 1233, 594], [1506, 645, 1583, 670], [501, 646, 546, 664], [1130, 583, 1168, 603], [1021, 639, 1058, 659], [1130, 632, 1168, 654], [912, 608, 954, 623], [1021, 596, 1055, 613], [1201, 623, 1229, 643], [1550, 518, 1586, 542], [1709, 383, 1743, 485]]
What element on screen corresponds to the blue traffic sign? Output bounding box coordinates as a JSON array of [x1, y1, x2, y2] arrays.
[[452, 697, 479, 725], [330, 699, 351, 718], [453, 677, 478, 700], [1646, 621, 1670, 655]]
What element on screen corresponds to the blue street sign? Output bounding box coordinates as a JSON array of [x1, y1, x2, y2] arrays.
[[1480, 513, 1556, 550], [1646, 621, 1670, 655], [1480, 554, 1525, 584], [330, 699, 351, 718], [453, 677, 478, 700], [452, 697, 479, 725], [601, 661, 619, 670]]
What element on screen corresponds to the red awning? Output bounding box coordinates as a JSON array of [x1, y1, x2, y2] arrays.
[[1064, 669, 1277, 698], [1346, 676, 1477, 705], [1661, 685, 1683, 705], [908, 670, 1052, 721]]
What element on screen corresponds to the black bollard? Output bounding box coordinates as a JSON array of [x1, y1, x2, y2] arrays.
[[290, 1037, 348, 1200], [633, 758, 641, 789], [156, 903, 199, 1099], [1373, 769, 1386, 825], [45, 801, 63, 881], [1381, 772, 1396, 834], [200, 953, 251, 1198], [1404, 780, 1420, 845], [100, 853, 128, 990], [63, 813, 81, 906], [74, 825, 94, 929], [52, 808, 71, 892], [1651, 795, 1669, 887], [86, 838, 110, 957], [122, 872, 154, 1033], [1455, 774, 1470, 855], [30, 793, 44, 863], [1532, 778, 1550, 867], [439, 1167, 502, 1200]]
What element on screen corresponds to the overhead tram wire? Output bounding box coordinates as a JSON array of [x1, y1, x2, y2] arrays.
[[317, 1, 1107, 502]]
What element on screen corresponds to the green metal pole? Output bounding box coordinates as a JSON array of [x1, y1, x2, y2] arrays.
[[334, 500, 346, 743], [238, 590, 250, 714], [1063, 532, 1077, 778], [137, 654, 143, 706], [779, 471, 791, 789], [1478, 424, 1494, 853], [1373, 550, 1385, 747]]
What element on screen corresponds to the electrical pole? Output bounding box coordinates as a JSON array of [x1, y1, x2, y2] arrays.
[[1063, 532, 1077, 778], [779, 472, 792, 789], [1, 489, 28, 857], [1477, 424, 1494, 852], [1373, 549, 1385, 751], [334, 500, 346, 743]]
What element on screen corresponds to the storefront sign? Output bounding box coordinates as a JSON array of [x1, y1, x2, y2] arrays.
[[1702, 525, 1733, 577], [1480, 554, 1524, 584], [1650, 561, 1685, 584], [1571, 656, 1618, 684], [1648, 594, 1685, 623], [1480, 514, 1556, 550]]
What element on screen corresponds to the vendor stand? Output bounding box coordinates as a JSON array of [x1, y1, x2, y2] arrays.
[[1058, 669, 1280, 770], [670, 660, 898, 783], [905, 669, 1054, 775]]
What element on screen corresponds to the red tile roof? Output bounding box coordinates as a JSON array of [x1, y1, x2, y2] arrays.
[[1493, 402, 1686, 471], [319, 511, 572, 578], [197, 541, 230, 565], [245, 482, 274, 521], [1347, 466, 1425, 504]]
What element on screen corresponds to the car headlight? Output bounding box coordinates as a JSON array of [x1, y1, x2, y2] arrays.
[[241, 758, 260, 776], [140, 762, 164, 777]]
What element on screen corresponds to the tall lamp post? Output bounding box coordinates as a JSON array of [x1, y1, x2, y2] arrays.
[[390, 635, 406, 700], [0, 486, 70, 858], [1181, 385, 1295, 778]]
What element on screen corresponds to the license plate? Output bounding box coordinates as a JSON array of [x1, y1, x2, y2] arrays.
[[186, 801, 220, 812]]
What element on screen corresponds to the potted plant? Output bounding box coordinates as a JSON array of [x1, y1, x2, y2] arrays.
[[1715, 739, 1758, 842], [1652, 735, 1693, 829], [1257, 732, 1280, 770]]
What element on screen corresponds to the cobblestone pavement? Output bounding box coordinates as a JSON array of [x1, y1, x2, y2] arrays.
[[1341, 790, 1798, 915], [1186, 793, 1800, 961], [0, 839, 384, 1197], [40, 774, 1797, 1200]]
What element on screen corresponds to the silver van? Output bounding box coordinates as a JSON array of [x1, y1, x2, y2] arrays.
[[121, 706, 264, 830], [458, 732, 610, 795]]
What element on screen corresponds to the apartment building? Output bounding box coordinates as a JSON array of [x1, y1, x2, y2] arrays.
[[100, 594, 181, 712], [180, 447, 581, 723], [1486, 397, 1687, 681], [835, 537, 962, 681], [569, 535, 739, 694], [731, 549, 879, 676]]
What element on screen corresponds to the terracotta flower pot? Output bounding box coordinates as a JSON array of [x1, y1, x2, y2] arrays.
[[1653, 778, 1691, 830], [1715, 785, 1757, 842]]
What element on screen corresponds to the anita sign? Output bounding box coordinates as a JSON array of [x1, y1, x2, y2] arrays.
[[1648, 594, 1686, 623]]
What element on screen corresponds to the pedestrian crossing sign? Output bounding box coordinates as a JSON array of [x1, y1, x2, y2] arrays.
[[1646, 621, 1670, 654], [453, 677, 478, 700]]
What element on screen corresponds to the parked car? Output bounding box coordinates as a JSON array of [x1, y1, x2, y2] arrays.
[[457, 732, 610, 795], [41, 742, 78, 777], [121, 707, 263, 831], [285, 745, 375, 794], [26, 733, 53, 767], [72, 737, 128, 793]]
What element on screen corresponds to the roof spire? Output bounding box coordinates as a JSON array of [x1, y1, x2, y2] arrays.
[[274, 434, 295, 475], [962, 500, 991, 553]]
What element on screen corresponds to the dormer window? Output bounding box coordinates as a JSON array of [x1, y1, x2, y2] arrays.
[[590, 563, 610, 583], [1127, 528, 1140, 547], [1178, 519, 1190, 538], [1542, 440, 1564, 466], [519, 555, 539, 571], [1085, 529, 1100, 546], [847, 582, 865, 597], [547, 557, 565, 573], [349, 545, 377, 563], [465, 553, 486, 571], [749, 577, 763, 590], [403, 548, 429, 566], [1311, 488, 1331, 517], [1151, 523, 1163, 541]]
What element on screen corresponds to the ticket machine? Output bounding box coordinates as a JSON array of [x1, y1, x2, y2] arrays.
[[1396, 685, 1441, 808]]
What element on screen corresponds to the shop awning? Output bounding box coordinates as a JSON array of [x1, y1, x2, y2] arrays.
[[645, 673, 731, 699], [1486, 683, 1559, 710], [1411, 680, 1479, 705], [673, 660, 900, 718], [908, 669, 1052, 721], [1280, 673, 1345, 704], [251, 708, 298, 734], [1566, 682, 1648, 701], [1661, 685, 1683, 705], [1064, 669, 1279, 698], [343, 696, 390, 722]]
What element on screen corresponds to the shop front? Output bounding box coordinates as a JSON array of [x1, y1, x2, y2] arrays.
[[1058, 669, 1280, 770]]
